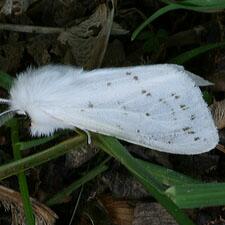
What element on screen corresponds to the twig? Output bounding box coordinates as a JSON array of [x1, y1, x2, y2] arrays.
[[0, 23, 65, 34]]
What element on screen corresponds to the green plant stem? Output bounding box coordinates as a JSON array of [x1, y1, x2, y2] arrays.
[[0, 135, 86, 180], [46, 159, 109, 206], [94, 135, 195, 225], [10, 120, 35, 225], [169, 42, 225, 64]]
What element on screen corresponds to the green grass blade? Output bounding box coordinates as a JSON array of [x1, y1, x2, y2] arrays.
[[0, 71, 13, 90], [131, 4, 181, 41], [179, 0, 225, 7], [46, 159, 109, 206], [166, 183, 225, 208], [132, 1, 225, 41], [9, 119, 35, 225], [94, 134, 195, 225], [17, 133, 60, 151], [161, 0, 225, 10], [137, 159, 200, 186], [169, 42, 225, 64], [0, 135, 86, 180]]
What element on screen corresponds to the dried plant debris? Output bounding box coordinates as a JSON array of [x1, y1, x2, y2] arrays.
[[58, 0, 115, 69], [102, 169, 149, 199], [0, 185, 58, 225], [98, 195, 134, 225], [0, 42, 24, 72], [98, 197, 178, 225], [210, 99, 225, 129], [208, 70, 225, 92], [0, 0, 38, 15], [26, 36, 53, 65], [65, 145, 98, 169], [102, 39, 127, 67], [132, 202, 178, 225]]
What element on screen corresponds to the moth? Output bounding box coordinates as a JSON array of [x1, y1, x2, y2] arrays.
[[0, 64, 218, 154]]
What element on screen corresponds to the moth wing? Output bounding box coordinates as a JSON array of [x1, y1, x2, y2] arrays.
[[43, 64, 218, 154]]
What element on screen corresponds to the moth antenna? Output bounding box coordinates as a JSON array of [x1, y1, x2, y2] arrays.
[[0, 109, 16, 127], [0, 98, 11, 104]]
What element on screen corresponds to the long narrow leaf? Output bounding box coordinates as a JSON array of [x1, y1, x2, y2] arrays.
[[46, 160, 109, 206], [17, 133, 60, 151], [9, 119, 35, 225], [94, 134, 195, 225], [131, 4, 181, 41], [169, 42, 225, 64], [137, 159, 200, 186], [132, 1, 225, 41], [0, 135, 86, 180], [166, 183, 225, 208]]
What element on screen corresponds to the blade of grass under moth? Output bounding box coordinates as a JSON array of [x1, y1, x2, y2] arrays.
[[131, 4, 181, 41], [94, 134, 195, 225], [136, 158, 200, 186], [9, 119, 35, 225], [0, 71, 13, 91], [46, 159, 109, 206], [168, 42, 225, 64], [0, 134, 86, 180], [17, 133, 61, 151], [165, 183, 225, 208]]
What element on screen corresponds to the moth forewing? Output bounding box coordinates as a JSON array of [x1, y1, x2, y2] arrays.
[[7, 64, 218, 154]]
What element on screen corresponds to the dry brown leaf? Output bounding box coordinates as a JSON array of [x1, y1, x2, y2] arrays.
[[98, 197, 178, 225], [207, 70, 225, 92], [0, 43, 24, 72], [0, 0, 38, 15], [26, 36, 53, 65], [98, 195, 134, 225], [132, 202, 178, 225], [58, 0, 115, 69], [210, 99, 225, 129], [0, 185, 58, 225], [102, 169, 149, 199], [65, 145, 98, 169]]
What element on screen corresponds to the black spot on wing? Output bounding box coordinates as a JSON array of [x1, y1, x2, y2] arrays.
[[191, 114, 196, 120], [133, 75, 138, 80], [183, 127, 191, 131], [88, 102, 94, 108], [180, 104, 189, 110]]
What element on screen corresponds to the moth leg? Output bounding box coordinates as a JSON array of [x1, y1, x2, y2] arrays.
[[83, 129, 92, 144], [74, 128, 91, 144]]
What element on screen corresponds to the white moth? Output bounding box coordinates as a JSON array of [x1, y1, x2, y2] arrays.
[[0, 64, 219, 154]]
